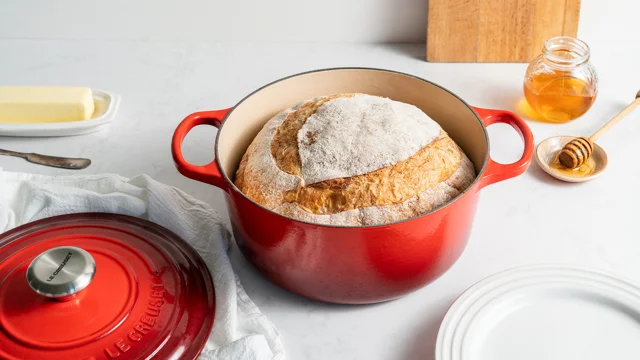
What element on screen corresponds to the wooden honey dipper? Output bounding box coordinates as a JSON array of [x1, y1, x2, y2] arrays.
[[558, 90, 640, 169]]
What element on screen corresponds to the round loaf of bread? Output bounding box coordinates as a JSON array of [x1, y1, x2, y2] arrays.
[[234, 93, 476, 226]]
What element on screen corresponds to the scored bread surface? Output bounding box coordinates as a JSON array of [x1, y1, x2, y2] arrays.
[[234, 93, 476, 226]]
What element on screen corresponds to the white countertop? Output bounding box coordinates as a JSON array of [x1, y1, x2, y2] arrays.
[[2, 40, 640, 360]]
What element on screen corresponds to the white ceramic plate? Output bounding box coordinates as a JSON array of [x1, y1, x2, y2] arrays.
[[0, 89, 120, 137], [436, 265, 640, 360]]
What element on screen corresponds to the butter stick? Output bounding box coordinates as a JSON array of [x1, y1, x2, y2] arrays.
[[0, 86, 95, 123]]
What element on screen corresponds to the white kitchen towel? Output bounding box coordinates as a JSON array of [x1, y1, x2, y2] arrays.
[[0, 169, 285, 360]]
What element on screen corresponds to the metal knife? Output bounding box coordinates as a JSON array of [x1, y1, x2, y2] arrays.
[[0, 148, 91, 170]]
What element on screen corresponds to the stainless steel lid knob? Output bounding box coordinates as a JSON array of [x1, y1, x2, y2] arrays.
[[26, 246, 96, 301]]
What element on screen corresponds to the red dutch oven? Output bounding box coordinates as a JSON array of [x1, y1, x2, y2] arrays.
[[172, 68, 534, 304]]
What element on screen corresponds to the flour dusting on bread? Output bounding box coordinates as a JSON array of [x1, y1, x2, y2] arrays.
[[234, 93, 477, 226], [298, 94, 442, 184], [234, 105, 302, 209]]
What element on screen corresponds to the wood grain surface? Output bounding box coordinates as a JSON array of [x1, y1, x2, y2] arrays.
[[426, 0, 581, 62]]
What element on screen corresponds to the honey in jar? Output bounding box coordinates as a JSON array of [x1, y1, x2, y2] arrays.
[[524, 36, 598, 123]]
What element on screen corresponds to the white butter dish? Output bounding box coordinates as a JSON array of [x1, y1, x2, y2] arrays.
[[0, 89, 120, 137]]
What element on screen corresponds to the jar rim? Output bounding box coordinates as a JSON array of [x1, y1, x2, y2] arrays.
[[543, 36, 590, 66]]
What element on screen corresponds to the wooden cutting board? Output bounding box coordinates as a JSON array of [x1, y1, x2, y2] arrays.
[[426, 0, 581, 62]]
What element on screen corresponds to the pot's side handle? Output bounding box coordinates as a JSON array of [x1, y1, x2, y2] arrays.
[[472, 107, 534, 188], [171, 109, 231, 190]]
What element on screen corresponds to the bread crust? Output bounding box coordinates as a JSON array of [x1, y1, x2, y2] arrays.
[[234, 94, 476, 226]]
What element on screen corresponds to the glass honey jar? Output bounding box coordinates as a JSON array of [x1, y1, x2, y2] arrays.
[[524, 36, 598, 123]]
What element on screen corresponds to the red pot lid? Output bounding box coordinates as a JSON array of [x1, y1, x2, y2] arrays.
[[0, 213, 215, 360]]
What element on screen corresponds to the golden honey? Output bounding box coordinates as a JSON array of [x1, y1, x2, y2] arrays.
[[549, 151, 596, 178], [524, 74, 596, 123], [523, 36, 598, 123]]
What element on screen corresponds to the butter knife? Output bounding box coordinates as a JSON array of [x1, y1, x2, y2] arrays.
[[0, 148, 91, 170]]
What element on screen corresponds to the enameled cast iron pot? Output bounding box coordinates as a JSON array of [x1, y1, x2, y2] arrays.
[[171, 68, 534, 304]]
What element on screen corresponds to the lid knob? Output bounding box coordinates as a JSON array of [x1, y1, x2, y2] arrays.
[[26, 246, 96, 301]]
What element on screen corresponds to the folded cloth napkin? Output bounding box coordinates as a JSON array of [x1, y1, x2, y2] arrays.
[[0, 169, 285, 360]]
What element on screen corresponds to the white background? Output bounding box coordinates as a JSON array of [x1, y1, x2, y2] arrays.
[[1, 1, 640, 360], [0, 0, 635, 50]]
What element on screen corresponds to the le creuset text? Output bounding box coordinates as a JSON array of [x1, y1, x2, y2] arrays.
[[46, 252, 73, 282], [103, 281, 166, 359]]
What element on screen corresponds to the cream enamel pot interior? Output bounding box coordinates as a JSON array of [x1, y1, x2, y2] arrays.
[[172, 68, 534, 304]]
